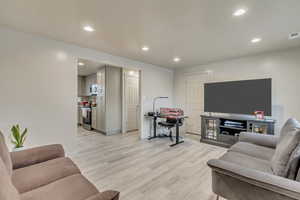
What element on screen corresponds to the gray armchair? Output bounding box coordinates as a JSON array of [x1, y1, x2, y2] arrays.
[[208, 131, 300, 200], [0, 131, 120, 200]]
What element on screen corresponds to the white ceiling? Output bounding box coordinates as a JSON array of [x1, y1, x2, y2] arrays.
[[78, 59, 105, 76], [0, 0, 300, 68]]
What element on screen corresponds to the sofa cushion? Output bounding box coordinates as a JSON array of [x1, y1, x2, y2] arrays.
[[220, 151, 272, 173], [230, 142, 275, 161], [0, 158, 20, 200], [271, 120, 300, 177], [21, 174, 99, 200], [12, 157, 80, 193], [0, 131, 13, 176]]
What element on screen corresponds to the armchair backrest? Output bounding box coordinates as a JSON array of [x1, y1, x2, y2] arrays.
[[0, 131, 13, 176], [0, 158, 20, 200]]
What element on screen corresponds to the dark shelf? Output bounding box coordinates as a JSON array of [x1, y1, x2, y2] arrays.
[[219, 125, 247, 131], [201, 114, 275, 148]]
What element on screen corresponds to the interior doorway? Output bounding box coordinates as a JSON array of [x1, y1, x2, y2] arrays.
[[123, 69, 141, 134], [77, 59, 106, 136], [76, 58, 143, 138]]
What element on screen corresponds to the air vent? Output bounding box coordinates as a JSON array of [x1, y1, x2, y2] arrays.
[[289, 32, 300, 40]]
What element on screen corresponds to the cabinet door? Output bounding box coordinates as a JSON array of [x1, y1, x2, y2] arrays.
[[81, 78, 86, 96], [96, 69, 105, 131], [77, 76, 84, 96], [92, 107, 97, 129], [85, 77, 91, 96], [248, 121, 271, 134], [78, 108, 83, 125], [85, 74, 97, 96]]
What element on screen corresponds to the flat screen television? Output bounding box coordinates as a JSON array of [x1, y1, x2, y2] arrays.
[[204, 78, 272, 116]]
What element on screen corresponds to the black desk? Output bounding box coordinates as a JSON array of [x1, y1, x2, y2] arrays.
[[145, 114, 188, 147]]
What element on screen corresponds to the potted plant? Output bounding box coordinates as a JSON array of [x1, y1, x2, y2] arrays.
[[11, 125, 28, 151]]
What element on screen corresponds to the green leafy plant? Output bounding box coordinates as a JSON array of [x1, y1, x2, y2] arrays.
[[11, 125, 28, 148]]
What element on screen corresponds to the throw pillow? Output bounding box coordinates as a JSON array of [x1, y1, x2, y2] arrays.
[[296, 167, 300, 181], [285, 143, 300, 179], [271, 126, 300, 177]]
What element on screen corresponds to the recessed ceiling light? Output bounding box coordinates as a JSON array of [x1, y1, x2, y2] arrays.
[[251, 38, 262, 43], [142, 46, 149, 51], [83, 25, 95, 32], [78, 62, 85, 66], [173, 57, 181, 62], [233, 9, 247, 16]]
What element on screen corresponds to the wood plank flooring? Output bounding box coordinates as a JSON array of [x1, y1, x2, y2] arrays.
[[70, 128, 227, 200]]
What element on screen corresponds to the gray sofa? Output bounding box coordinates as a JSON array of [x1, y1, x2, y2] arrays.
[[208, 118, 300, 200]]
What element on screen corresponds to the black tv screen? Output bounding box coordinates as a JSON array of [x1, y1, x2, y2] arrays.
[[204, 79, 272, 116]]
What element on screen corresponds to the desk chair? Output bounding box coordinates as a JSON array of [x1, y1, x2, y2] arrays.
[[158, 117, 183, 141]]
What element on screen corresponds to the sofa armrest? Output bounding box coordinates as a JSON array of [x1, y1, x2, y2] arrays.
[[85, 191, 120, 200], [207, 159, 300, 199], [10, 144, 65, 169], [239, 132, 279, 148]]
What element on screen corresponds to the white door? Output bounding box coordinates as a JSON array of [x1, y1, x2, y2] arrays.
[[125, 71, 140, 132], [185, 74, 208, 134]]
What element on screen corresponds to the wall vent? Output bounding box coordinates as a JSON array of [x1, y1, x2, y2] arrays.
[[289, 32, 300, 40]]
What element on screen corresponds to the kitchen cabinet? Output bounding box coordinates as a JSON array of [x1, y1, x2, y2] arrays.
[[96, 68, 106, 132], [102, 66, 122, 135], [78, 74, 97, 96], [92, 107, 97, 129], [85, 74, 97, 96], [77, 76, 85, 96], [78, 66, 121, 135], [78, 107, 83, 125]]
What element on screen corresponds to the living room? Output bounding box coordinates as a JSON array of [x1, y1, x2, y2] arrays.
[[1, 1, 300, 200]]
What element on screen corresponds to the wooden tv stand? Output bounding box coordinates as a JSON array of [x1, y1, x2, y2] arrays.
[[200, 114, 275, 148]]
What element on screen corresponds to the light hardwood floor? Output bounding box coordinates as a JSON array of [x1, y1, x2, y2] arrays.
[[71, 128, 227, 200]]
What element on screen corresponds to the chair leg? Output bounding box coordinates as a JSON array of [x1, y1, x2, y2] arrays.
[[169, 129, 173, 141]]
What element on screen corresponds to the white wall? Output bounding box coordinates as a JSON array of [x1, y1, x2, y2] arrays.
[[140, 67, 174, 138], [0, 26, 173, 151], [174, 48, 300, 135]]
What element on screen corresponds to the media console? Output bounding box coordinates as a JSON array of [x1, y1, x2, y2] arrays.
[[200, 114, 275, 148]]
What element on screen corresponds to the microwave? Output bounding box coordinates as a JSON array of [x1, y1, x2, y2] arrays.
[[90, 84, 98, 96]]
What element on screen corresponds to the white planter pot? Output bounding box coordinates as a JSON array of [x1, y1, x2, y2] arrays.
[[12, 147, 25, 152]]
